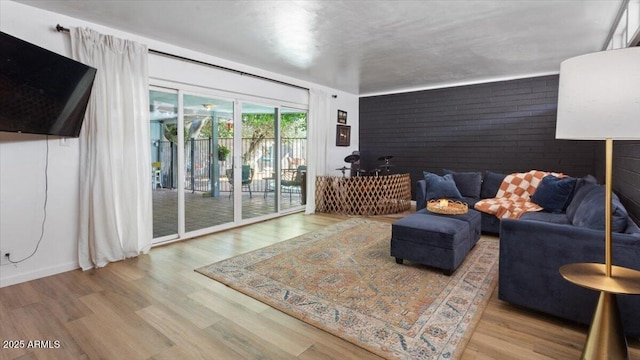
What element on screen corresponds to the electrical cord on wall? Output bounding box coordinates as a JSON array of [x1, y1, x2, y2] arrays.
[[7, 136, 49, 264]]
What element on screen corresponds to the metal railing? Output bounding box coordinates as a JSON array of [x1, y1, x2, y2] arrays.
[[152, 137, 307, 194]]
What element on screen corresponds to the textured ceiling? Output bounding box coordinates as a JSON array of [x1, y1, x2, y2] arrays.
[[15, 0, 621, 95]]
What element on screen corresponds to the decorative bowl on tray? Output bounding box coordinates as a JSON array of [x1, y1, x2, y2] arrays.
[[427, 199, 468, 215]]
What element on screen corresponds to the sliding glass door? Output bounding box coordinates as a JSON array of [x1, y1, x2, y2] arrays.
[[240, 102, 278, 220], [149, 87, 307, 242], [183, 94, 235, 232], [150, 89, 178, 239], [280, 108, 307, 211]]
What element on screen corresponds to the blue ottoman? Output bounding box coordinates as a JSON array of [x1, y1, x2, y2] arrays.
[[390, 209, 481, 275]]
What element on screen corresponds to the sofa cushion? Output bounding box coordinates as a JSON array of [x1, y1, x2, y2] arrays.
[[481, 171, 507, 199], [571, 185, 628, 233], [459, 197, 480, 208], [443, 169, 482, 199], [519, 211, 571, 225], [423, 172, 462, 200], [566, 182, 598, 222], [566, 175, 598, 209], [531, 175, 577, 213], [578, 174, 598, 186]]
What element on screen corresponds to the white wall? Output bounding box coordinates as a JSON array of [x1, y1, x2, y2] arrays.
[[325, 91, 360, 176], [0, 0, 359, 287]]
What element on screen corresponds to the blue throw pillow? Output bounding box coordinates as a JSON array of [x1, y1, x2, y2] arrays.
[[423, 172, 462, 201], [531, 175, 577, 213], [571, 185, 628, 233], [443, 169, 482, 199]]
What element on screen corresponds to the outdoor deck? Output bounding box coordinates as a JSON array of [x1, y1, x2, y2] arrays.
[[152, 185, 303, 238]]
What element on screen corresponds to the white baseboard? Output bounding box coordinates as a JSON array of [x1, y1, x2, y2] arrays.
[[0, 261, 79, 288]]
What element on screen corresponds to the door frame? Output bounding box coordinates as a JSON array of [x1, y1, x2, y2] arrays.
[[150, 80, 308, 245]]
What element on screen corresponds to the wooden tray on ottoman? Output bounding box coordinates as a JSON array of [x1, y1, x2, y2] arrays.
[[427, 199, 468, 215]]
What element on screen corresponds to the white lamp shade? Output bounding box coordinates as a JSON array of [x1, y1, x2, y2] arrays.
[[556, 47, 640, 140]]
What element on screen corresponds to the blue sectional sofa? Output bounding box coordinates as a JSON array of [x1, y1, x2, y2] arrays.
[[416, 170, 640, 337], [499, 183, 640, 338]]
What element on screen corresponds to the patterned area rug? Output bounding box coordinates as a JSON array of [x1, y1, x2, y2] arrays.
[[196, 218, 499, 359]]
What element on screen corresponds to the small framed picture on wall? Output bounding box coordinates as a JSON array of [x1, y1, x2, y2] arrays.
[[336, 125, 350, 146], [337, 110, 347, 124]]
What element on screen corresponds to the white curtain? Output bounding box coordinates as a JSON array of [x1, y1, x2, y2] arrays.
[[305, 89, 331, 214], [71, 28, 152, 270]]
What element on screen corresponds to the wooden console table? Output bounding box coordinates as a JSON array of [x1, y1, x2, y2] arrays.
[[315, 174, 411, 215]]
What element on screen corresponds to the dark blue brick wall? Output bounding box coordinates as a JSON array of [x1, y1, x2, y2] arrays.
[[359, 75, 598, 199]]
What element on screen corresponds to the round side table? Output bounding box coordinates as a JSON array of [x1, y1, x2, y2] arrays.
[[560, 263, 640, 359]]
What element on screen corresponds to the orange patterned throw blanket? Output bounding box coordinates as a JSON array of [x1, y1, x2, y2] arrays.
[[474, 170, 562, 219]]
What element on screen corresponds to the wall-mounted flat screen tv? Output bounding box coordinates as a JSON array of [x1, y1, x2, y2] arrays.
[[0, 31, 97, 138]]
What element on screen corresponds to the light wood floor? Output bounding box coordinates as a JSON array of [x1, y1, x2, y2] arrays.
[[1, 212, 638, 360]]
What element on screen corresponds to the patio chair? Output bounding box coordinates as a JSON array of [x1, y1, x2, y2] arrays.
[[226, 165, 254, 199], [281, 165, 306, 200], [152, 161, 162, 190]]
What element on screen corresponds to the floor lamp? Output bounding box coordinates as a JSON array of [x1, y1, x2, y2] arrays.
[[556, 47, 640, 359]]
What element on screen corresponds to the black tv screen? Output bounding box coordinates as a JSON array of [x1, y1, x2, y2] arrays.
[[0, 31, 97, 138]]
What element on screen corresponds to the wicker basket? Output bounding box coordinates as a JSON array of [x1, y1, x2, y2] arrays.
[[315, 174, 411, 215], [427, 199, 468, 215]]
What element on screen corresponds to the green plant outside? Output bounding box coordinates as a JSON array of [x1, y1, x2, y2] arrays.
[[218, 144, 230, 161]]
